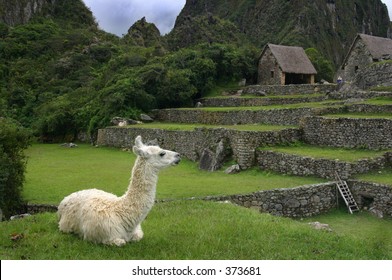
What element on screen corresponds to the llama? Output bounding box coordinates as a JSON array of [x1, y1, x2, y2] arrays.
[[57, 135, 180, 246]]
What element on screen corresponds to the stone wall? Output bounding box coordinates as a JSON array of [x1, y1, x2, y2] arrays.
[[257, 47, 284, 85], [340, 38, 373, 84], [152, 107, 342, 126], [256, 150, 390, 180], [198, 95, 326, 107], [243, 84, 337, 95], [205, 182, 337, 218], [349, 180, 392, 218], [347, 104, 392, 114], [97, 127, 301, 169], [301, 116, 392, 150], [354, 61, 392, 89], [328, 90, 392, 100]]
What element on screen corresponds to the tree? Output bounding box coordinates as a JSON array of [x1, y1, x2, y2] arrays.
[[0, 118, 31, 219], [305, 48, 335, 82]]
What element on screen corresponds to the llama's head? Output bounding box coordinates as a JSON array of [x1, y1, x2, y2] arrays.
[[132, 135, 181, 169]]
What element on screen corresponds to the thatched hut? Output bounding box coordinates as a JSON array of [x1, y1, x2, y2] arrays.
[[340, 33, 392, 83], [258, 44, 317, 85]]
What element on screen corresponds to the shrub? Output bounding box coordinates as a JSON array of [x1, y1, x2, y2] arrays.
[[0, 118, 31, 219]]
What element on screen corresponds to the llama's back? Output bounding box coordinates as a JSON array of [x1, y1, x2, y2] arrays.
[[58, 188, 119, 236]]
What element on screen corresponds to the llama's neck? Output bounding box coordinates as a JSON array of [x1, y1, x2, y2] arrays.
[[120, 157, 159, 215]]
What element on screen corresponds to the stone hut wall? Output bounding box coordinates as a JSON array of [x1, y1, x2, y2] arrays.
[[258, 47, 283, 85], [301, 116, 392, 150], [341, 38, 373, 84], [353, 61, 392, 89]]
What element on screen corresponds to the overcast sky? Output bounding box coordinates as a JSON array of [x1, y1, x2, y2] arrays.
[[82, 0, 392, 37]]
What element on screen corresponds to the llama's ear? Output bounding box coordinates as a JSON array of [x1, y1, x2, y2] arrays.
[[135, 135, 144, 148], [132, 145, 149, 158]]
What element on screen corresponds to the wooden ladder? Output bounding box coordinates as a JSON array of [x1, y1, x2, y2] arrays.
[[335, 173, 359, 214]]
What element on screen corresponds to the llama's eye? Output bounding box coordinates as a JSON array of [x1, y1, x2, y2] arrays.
[[159, 151, 166, 157]]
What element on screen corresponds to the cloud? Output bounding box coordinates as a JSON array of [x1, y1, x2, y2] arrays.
[[382, 0, 392, 19], [82, 0, 186, 36]]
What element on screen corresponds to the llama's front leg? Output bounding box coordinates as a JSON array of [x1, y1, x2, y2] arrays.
[[130, 224, 144, 241]]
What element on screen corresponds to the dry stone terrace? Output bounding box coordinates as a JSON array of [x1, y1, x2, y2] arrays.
[[97, 86, 392, 218]]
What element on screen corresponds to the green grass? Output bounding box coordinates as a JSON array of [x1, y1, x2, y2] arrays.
[[355, 167, 392, 186], [204, 93, 325, 99], [23, 144, 324, 205], [259, 143, 389, 162], [118, 122, 296, 131], [369, 86, 392, 92], [362, 96, 392, 105], [1, 201, 391, 260], [180, 101, 342, 111], [3, 144, 391, 260], [323, 113, 392, 119], [204, 81, 243, 97]]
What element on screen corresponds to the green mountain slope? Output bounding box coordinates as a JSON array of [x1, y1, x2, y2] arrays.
[[171, 0, 391, 65]]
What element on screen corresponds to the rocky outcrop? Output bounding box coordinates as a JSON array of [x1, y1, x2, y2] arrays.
[[0, 0, 51, 26], [124, 17, 162, 48], [0, 0, 96, 27]]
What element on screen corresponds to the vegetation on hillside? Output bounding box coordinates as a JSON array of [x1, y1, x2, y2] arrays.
[[0, 2, 259, 143]]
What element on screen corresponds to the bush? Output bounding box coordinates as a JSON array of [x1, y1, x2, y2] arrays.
[[0, 118, 31, 219], [305, 48, 335, 82]]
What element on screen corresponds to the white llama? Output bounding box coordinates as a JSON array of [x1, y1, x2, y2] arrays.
[[57, 135, 180, 246]]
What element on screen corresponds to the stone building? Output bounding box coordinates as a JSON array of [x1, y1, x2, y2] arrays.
[[258, 44, 317, 85], [340, 33, 392, 84]]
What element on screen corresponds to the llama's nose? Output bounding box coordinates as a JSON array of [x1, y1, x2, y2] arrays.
[[174, 153, 181, 164]]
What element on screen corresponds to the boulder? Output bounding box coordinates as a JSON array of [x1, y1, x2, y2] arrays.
[[140, 114, 154, 123], [199, 139, 228, 171], [224, 164, 241, 174]]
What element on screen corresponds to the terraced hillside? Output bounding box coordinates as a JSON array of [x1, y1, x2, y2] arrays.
[[97, 85, 392, 218]]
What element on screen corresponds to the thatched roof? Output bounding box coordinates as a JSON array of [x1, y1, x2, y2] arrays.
[[342, 33, 392, 67], [260, 44, 317, 74]]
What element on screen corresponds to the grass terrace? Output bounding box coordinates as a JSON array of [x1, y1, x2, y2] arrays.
[[182, 100, 343, 111], [355, 167, 392, 186], [323, 113, 392, 119], [259, 143, 389, 162], [122, 122, 297, 131], [361, 96, 392, 105], [203, 93, 326, 99], [23, 144, 323, 205]]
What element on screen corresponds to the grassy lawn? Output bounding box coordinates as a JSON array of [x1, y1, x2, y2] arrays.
[[120, 122, 296, 131], [1, 201, 391, 260], [2, 144, 391, 260], [259, 143, 389, 162], [23, 144, 324, 205]]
